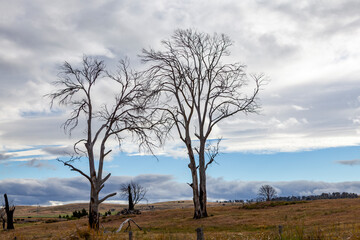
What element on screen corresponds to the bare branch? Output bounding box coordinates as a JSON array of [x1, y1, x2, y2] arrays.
[[100, 173, 111, 185], [205, 138, 221, 170], [58, 158, 92, 184], [99, 192, 117, 204], [74, 139, 87, 155]]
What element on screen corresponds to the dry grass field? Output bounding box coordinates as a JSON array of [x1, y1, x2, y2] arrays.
[[1, 198, 360, 239]]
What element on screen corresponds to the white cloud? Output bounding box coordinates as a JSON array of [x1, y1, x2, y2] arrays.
[[224, 135, 360, 153], [0, 0, 359, 162], [292, 105, 309, 111]]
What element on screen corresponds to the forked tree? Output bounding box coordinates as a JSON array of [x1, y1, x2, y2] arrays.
[[48, 56, 158, 229], [258, 185, 277, 201], [141, 29, 263, 218], [120, 181, 147, 210]]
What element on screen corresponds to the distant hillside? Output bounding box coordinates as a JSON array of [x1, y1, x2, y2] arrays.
[[13, 200, 210, 217], [2, 198, 360, 239]]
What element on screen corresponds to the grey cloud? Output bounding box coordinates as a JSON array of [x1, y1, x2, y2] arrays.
[[42, 146, 74, 156], [207, 177, 360, 201], [258, 34, 298, 59], [0, 0, 193, 151], [0, 177, 90, 205], [22, 159, 57, 170], [101, 175, 191, 203], [276, 81, 360, 132], [336, 159, 360, 166], [254, 80, 360, 135], [217, 77, 360, 152], [2, 175, 360, 205], [0, 116, 78, 146], [260, 1, 360, 37], [0, 153, 12, 161], [0, 174, 190, 205]]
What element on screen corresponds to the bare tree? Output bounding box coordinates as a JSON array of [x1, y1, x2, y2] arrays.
[[48, 56, 158, 229], [258, 185, 277, 201], [3, 194, 15, 230], [141, 29, 263, 218], [120, 181, 147, 210]]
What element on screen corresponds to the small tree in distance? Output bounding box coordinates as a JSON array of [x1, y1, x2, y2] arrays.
[[120, 181, 147, 210], [258, 185, 277, 201]]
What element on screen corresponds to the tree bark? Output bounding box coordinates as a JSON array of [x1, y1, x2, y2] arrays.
[[4, 194, 15, 230], [198, 141, 208, 218], [190, 166, 201, 219], [186, 142, 202, 219], [128, 185, 134, 211], [89, 185, 99, 230]]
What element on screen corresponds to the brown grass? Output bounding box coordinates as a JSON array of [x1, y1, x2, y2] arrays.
[[1, 199, 360, 239]]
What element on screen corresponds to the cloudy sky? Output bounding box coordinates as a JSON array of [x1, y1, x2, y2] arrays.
[[1, 0, 360, 205]]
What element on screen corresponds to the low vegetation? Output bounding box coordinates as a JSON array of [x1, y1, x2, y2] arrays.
[[1, 198, 360, 239], [241, 201, 308, 210]]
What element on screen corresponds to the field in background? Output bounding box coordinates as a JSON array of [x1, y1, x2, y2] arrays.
[[1, 198, 360, 239]]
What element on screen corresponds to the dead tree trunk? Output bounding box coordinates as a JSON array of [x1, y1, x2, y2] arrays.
[[89, 186, 99, 229], [4, 194, 15, 230], [186, 142, 202, 219], [190, 167, 202, 219], [198, 142, 208, 218], [128, 185, 135, 211]]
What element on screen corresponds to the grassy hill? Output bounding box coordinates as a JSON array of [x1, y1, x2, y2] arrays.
[[1, 198, 360, 239]]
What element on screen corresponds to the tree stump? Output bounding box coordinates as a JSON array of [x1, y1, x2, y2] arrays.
[[4, 194, 15, 230], [196, 227, 204, 240]]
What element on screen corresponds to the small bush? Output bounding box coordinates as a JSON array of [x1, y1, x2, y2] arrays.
[[45, 219, 59, 223], [72, 208, 88, 219]]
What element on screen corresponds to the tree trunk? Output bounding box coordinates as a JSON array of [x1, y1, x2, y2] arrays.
[[128, 185, 134, 210], [191, 166, 202, 219], [4, 194, 15, 230], [89, 186, 99, 230], [198, 143, 208, 218], [199, 169, 208, 217], [186, 142, 202, 219]]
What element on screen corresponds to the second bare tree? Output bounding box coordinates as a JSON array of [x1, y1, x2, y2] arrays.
[[141, 29, 263, 218]]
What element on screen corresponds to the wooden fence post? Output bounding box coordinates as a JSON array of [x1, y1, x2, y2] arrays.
[[129, 230, 133, 240], [196, 227, 204, 240], [278, 225, 283, 239]]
